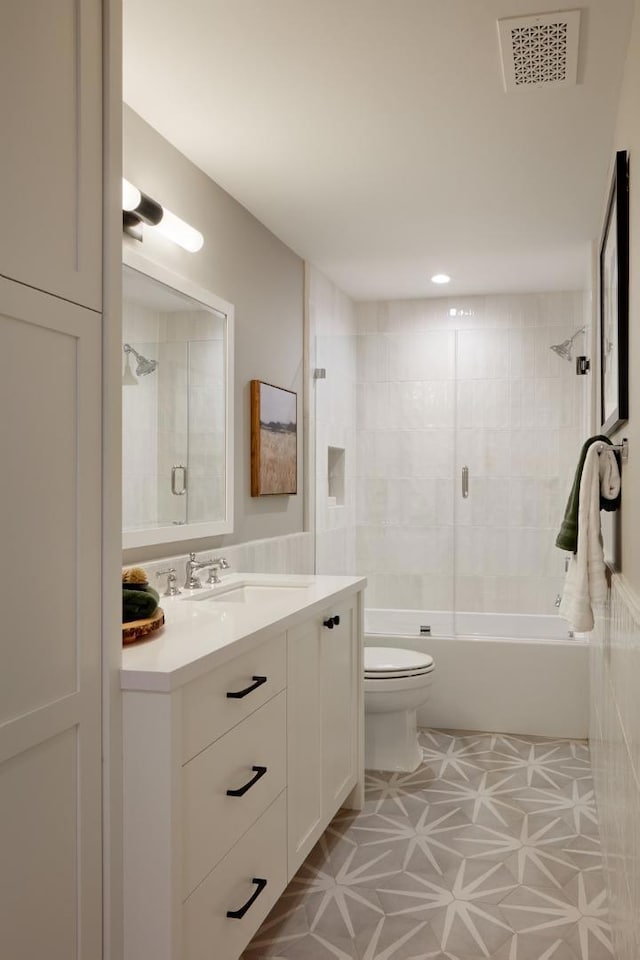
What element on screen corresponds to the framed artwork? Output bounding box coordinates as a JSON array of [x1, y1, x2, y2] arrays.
[[599, 150, 629, 435], [251, 380, 297, 496]]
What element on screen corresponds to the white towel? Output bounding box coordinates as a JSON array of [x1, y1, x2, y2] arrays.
[[600, 444, 621, 502], [559, 445, 619, 632]]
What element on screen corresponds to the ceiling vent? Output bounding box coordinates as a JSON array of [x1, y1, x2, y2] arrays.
[[497, 10, 580, 92]]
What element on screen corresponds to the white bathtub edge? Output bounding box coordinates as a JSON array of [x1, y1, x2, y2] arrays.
[[365, 633, 589, 740]]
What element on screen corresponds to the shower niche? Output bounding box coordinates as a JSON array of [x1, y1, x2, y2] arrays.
[[122, 250, 234, 548], [327, 446, 345, 506]]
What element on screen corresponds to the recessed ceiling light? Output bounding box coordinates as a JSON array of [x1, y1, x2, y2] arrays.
[[431, 273, 451, 284]]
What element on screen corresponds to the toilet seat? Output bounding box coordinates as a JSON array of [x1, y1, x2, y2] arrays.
[[364, 646, 434, 680]]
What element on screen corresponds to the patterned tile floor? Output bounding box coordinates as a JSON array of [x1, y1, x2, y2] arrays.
[[243, 729, 613, 960]]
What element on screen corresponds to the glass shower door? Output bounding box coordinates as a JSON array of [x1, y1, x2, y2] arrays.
[[314, 301, 457, 637], [452, 297, 589, 639], [155, 338, 189, 528], [454, 321, 513, 636], [312, 292, 587, 640], [313, 327, 358, 577]]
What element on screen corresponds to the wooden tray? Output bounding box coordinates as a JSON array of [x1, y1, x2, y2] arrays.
[[122, 607, 165, 645]]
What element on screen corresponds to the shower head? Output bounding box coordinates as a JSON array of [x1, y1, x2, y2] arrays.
[[550, 340, 574, 362], [136, 355, 158, 376], [550, 327, 586, 362], [123, 343, 158, 377]]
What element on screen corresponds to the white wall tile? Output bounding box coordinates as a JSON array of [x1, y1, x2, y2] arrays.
[[508, 328, 536, 379], [592, 577, 640, 960], [457, 328, 510, 380], [351, 290, 586, 615], [364, 573, 424, 610], [455, 477, 511, 527], [385, 330, 455, 381], [456, 428, 511, 477], [455, 526, 509, 577]]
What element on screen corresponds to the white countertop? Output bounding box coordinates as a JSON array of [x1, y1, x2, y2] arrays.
[[121, 572, 366, 692]]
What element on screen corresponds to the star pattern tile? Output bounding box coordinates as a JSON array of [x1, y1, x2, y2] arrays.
[[351, 805, 470, 875], [243, 729, 613, 960]]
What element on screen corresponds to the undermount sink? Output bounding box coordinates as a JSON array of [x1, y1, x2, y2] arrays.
[[184, 579, 313, 604], [209, 584, 309, 605]]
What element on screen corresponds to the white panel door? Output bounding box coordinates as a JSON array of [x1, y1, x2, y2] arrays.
[[286, 617, 323, 877], [0, 277, 102, 959], [0, 0, 102, 310], [321, 600, 358, 811]]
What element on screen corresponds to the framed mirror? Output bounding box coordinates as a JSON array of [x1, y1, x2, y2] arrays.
[[122, 249, 234, 548]]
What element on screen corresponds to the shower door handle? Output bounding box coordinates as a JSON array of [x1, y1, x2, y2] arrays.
[[461, 466, 469, 499], [171, 464, 187, 496]]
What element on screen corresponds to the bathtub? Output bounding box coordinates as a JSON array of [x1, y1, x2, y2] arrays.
[[365, 608, 589, 739]]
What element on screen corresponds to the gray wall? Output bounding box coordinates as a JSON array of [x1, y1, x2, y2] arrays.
[[590, 9, 640, 959], [607, 2, 640, 591], [122, 105, 305, 562]]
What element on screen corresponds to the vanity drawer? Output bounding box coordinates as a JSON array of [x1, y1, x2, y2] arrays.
[[182, 691, 286, 899], [183, 792, 287, 960], [181, 633, 286, 762]]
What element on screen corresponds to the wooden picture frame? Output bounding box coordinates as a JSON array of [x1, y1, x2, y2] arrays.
[[251, 380, 297, 496], [599, 150, 629, 435]]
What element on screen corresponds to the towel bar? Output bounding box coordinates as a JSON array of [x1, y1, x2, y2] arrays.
[[597, 437, 628, 462]]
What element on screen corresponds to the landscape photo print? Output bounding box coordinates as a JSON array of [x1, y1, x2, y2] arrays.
[[251, 380, 297, 496]]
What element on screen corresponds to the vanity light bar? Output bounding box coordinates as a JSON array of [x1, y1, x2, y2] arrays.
[[122, 179, 141, 210], [122, 178, 204, 253], [154, 208, 204, 253]]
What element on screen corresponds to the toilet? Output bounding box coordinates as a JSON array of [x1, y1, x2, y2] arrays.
[[364, 646, 435, 773]]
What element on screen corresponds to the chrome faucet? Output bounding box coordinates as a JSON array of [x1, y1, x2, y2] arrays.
[[184, 552, 213, 590], [184, 552, 231, 589]]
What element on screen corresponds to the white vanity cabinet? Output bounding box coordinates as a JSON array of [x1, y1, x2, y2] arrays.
[[122, 578, 364, 960]]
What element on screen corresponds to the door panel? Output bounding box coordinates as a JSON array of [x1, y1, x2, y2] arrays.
[[0, 277, 102, 958], [321, 600, 357, 809], [0, 730, 79, 960], [0, 0, 102, 309], [453, 314, 587, 632], [286, 617, 322, 877], [0, 313, 78, 722]]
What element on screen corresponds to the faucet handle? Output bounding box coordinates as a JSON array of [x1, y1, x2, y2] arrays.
[[206, 557, 231, 585], [156, 567, 181, 597]]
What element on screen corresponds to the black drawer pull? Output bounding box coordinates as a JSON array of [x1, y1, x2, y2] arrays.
[[333, 615, 340, 626], [323, 618, 335, 629], [226, 765, 268, 797], [226, 676, 267, 699], [226, 877, 267, 920]]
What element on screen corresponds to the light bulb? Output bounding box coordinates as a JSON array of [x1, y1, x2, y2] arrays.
[[154, 208, 204, 252], [122, 178, 141, 211], [431, 274, 451, 284]]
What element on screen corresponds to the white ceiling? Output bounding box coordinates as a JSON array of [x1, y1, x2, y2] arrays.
[[123, 0, 634, 300]]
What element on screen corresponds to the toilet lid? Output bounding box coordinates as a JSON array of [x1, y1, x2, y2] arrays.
[[364, 646, 434, 679]]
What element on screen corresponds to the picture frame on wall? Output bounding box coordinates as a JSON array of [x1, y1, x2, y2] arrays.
[[599, 149, 629, 436], [250, 380, 297, 496]]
